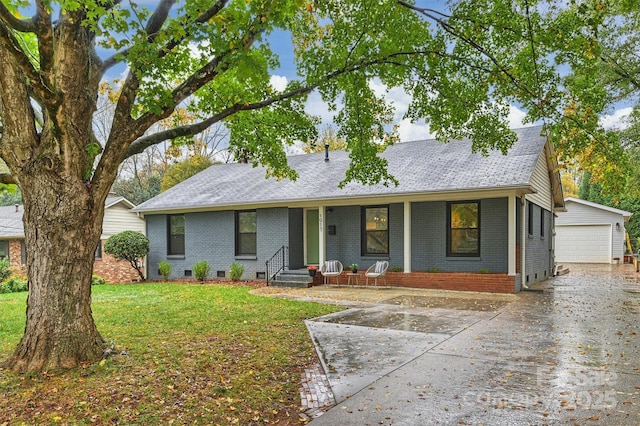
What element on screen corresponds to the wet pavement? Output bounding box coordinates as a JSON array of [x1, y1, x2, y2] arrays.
[[258, 264, 640, 425]]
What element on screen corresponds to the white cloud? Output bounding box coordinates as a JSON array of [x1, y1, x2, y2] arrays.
[[304, 91, 337, 124], [270, 75, 288, 92], [398, 118, 434, 142], [508, 105, 530, 129], [600, 107, 633, 130]]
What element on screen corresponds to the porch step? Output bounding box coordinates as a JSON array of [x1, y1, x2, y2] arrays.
[[554, 264, 570, 276], [270, 269, 314, 288]]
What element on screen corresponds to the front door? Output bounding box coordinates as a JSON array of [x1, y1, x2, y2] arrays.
[[306, 210, 319, 265]]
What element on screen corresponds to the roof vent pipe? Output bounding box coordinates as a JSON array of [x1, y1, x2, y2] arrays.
[[324, 143, 329, 162], [15, 204, 19, 213]]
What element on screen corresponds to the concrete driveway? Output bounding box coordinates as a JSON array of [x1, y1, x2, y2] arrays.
[[299, 264, 640, 425]]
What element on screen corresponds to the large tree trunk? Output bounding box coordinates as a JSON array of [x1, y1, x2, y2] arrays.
[[0, 8, 114, 372], [2, 174, 107, 372]]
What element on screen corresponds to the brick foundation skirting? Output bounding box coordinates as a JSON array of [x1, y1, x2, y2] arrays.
[[315, 270, 516, 293]]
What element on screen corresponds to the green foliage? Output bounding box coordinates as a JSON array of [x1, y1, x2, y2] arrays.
[[91, 275, 107, 286], [158, 261, 172, 281], [112, 174, 162, 205], [348, 263, 358, 271], [426, 267, 439, 273], [390, 266, 403, 272], [477, 268, 490, 274], [104, 231, 149, 281], [0, 258, 11, 283], [160, 155, 212, 192], [229, 262, 244, 282], [0, 277, 27, 294], [0, 187, 21, 207], [192, 261, 210, 282]]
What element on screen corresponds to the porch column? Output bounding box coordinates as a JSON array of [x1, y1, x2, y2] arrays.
[[520, 197, 527, 288], [404, 201, 411, 273], [508, 195, 516, 276], [318, 205, 326, 266]]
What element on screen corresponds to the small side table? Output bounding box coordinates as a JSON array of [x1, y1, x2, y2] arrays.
[[346, 272, 360, 285]]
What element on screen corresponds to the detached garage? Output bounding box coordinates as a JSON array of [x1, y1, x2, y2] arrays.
[[555, 198, 632, 264]]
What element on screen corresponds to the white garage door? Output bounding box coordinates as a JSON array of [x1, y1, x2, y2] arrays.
[[555, 225, 611, 263]]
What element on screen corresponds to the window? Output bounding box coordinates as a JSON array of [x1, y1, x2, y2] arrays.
[[362, 206, 389, 255], [0, 240, 8, 260], [448, 201, 480, 256], [528, 202, 534, 236], [540, 209, 545, 237], [167, 214, 185, 256], [236, 210, 257, 256], [95, 240, 102, 259]]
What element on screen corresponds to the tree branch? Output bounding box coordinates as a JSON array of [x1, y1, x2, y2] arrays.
[[0, 2, 37, 32], [0, 22, 49, 102], [124, 49, 435, 158], [132, 7, 265, 132], [34, 0, 55, 82], [145, 0, 176, 41], [600, 53, 640, 91], [0, 173, 17, 185], [102, 0, 228, 72]]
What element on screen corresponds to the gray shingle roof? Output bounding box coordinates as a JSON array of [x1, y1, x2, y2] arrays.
[[0, 204, 25, 238], [135, 126, 548, 213]]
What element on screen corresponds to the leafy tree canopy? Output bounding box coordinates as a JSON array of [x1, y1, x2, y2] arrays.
[[161, 154, 213, 192]]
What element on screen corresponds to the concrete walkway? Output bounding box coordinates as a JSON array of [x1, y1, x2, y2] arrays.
[[259, 264, 640, 425]]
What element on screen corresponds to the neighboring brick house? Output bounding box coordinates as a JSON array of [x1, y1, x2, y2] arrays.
[[135, 126, 565, 293], [0, 195, 146, 283]]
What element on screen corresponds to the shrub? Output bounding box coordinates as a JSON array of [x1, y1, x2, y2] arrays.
[[158, 261, 172, 281], [104, 231, 149, 281], [193, 261, 211, 281], [92, 274, 107, 286], [0, 277, 28, 293], [390, 266, 403, 272], [0, 258, 11, 282], [229, 262, 244, 281], [478, 268, 490, 274], [426, 267, 439, 273]]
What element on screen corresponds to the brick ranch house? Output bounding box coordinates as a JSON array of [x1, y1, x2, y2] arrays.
[[134, 126, 565, 293], [0, 194, 146, 283]]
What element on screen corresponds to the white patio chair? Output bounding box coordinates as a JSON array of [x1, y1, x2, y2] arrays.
[[320, 260, 343, 285], [365, 260, 389, 287]]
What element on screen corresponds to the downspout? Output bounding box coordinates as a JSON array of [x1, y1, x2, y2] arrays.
[[521, 197, 528, 290]]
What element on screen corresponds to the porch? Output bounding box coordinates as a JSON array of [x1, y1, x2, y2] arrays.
[[271, 267, 517, 294]]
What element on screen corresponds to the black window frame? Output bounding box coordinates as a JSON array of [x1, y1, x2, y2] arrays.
[[95, 240, 102, 259], [361, 205, 389, 256], [167, 214, 186, 256], [20, 240, 26, 264], [447, 200, 480, 257], [235, 210, 257, 256], [528, 202, 534, 236], [0, 240, 8, 260], [540, 209, 545, 238]]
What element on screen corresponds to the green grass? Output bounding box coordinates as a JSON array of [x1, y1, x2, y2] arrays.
[[0, 283, 342, 425]]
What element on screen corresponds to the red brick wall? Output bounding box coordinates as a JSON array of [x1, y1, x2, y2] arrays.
[[314, 270, 517, 293], [384, 271, 516, 293], [8, 240, 26, 278], [93, 242, 144, 283], [6, 239, 143, 284]]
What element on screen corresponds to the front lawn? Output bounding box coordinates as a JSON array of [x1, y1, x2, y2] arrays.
[[0, 283, 342, 425]]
